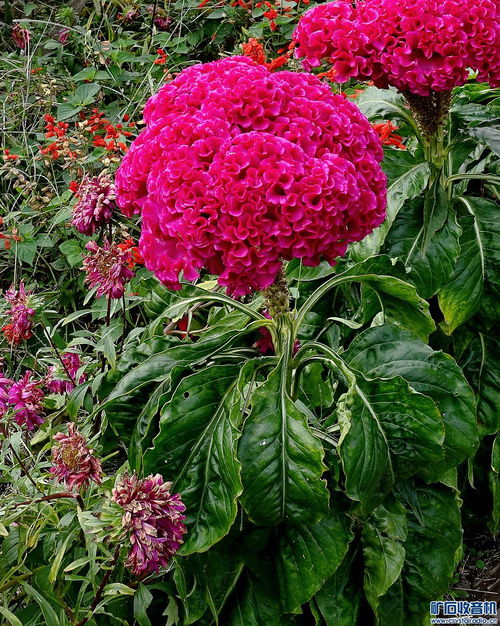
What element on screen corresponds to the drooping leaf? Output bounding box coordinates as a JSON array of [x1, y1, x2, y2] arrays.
[[385, 199, 461, 298], [144, 365, 242, 554], [337, 371, 444, 513], [238, 356, 329, 526], [362, 498, 407, 614], [439, 196, 500, 333], [314, 550, 363, 626], [490, 435, 500, 535], [344, 324, 478, 475], [422, 176, 449, 252], [399, 485, 462, 622], [277, 505, 353, 613], [466, 126, 500, 157]]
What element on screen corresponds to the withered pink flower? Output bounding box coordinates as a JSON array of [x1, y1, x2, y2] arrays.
[[51, 423, 102, 489], [112, 473, 187, 576], [12, 25, 30, 49], [2, 282, 36, 345], [47, 352, 86, 394], [82, 240, 136, 299], [7, 371, 45, 430], [0, 372, 13, 417], [70, 173, 116, 235]]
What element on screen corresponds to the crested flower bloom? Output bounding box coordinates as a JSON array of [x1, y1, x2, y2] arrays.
[[47, 352, 86, 394], [12, 25, 31, 49], [2, 283, 36, 345], [70, 173, 116, 235], [0, 373, 13, 417], [115, 57, 386, 296], [7, 371, 45, 430], [293, 0, 500, 96], [112, 474, 187, 576], [50, 423, 102, 489], [82, 240, 137, 299], [372, 121, 406, 150]]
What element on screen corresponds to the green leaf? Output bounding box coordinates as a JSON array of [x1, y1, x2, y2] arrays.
[[133, 584, 153, 626], [74, 82, 101, 105], [59, 239, 84, 268], [144, 365, 242, 554], [239, 356, 329, 526], [277, 506, 353, 613], [22, 583, 61, 625], [56, 102, 83, 120], [227, 573, 293, 626], [351, 152, 431, 259], [315, 551, 362, 626], [439, 196, 500, 333], [385, 200, 461, 298], [466, 126, 500, 157], [356, 86, 420, 132], [0, 608, 22, 626], [362, 498, 407, 614], [400, 485, 462, 622], [337, 371, 444, 513], [344, 324, 478, 475], [422, 177, 448, 252]]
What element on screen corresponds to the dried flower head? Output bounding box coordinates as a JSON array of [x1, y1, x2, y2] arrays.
[[47, 352, 86, 394], [82, 240, 137, 299], [2, 283, 36, 345], [51, 423, 102, 489], [70, 173, 116, 235], [7, 371, 45, 430]]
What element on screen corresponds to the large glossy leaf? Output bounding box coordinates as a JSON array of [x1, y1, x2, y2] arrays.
[[238, 356, 329, 526], [466, 126, 500, 157], [399, 485, 462, 623], [344, 324, 478, 474], [277, 506, 353, 613], [314, 550, 363, 626], [144, 365, 242, 554], [227, 573, 294, 626], [337, 371, 444, 513], [356, 86, 420, 132], [439, 196, 500, 333], [422, 176, 448, 252], [385, 200, 461, 298], [351, 151, 431, 259], [490, 436, 500, 535], [362, 498, 407, 614]]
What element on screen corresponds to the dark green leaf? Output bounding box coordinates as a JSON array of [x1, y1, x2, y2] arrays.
[[344, 324, 478, 474], [315, 551, 362, 626], [277, 506, 353, 613], [227, 573, 293, 626], [422, 177, 448, 252]]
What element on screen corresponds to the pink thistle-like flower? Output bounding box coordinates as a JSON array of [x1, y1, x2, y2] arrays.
[[2, 283, 36, 345], [112, 473, 187, 576], [7, 371, 45, 430], [82, 240, 136, 299], [47, 352, 86, 394], [70, 173, 116, 235], [12, 25, 31, 50], [293, 0, 500, 96], [0, 373, 14, 417], [58, 28, 70, 45], [115, 57, 386, 296], [50, 423, 102, 489]]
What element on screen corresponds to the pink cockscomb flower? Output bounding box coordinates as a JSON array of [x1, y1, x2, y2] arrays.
[[0, 373, 13, 417], [82, 240, 136, 299], [111, 474, 187, 576], [47, 352, 86, 394], [293, 0, 500, 97], [7, 371, 45, 430], [51, 423, 102, 489], [2, 283, 36, 345], [115, 57, 386, 296], [12, 25, 31, 49], [70, 172, 116, 235]]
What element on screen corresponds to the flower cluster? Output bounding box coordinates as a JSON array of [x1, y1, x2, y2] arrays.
[[70, 172, 116, 235], [2, 283, 36, 345], [82, 239, 139, 299], [372, 121, 406, 150], [241, 38, 295, 71], [6, 371, 45, 431], [111, 474, 187, 576], [115, 57, 386, 295], [51, 423, 102, 489], [12, 25, 30, 49], [80, 109, 135, 154], [47, 352, 86, 394], [293, 0, 500, 96], [0, 373, 13, 416]]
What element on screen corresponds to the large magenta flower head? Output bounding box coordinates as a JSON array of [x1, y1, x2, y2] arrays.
[[115, 57, 386, 296], [7, 371, 45, 430], [50, 423, 102, 489], [1, 282, 37, 345], [102, 473, 187, 576], [47, 352, 86, 394], [70, 173, 116, 235], [82, 240, 136, 299], [293, 0, 500, 96]]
